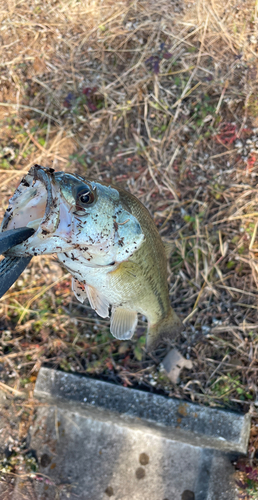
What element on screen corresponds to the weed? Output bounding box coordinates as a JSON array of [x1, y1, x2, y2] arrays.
[[133, 335, 146, 361], [236, 462, 258, 499], [145, 43, 172, 74], [210, 375, 253, 403], [190, 94, 217, 128]]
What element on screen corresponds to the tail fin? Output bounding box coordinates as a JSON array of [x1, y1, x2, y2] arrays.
[[146, 308, 182, 351]]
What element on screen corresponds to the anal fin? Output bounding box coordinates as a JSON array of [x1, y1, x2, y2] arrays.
[[85, 284, 110, 318], [72, 277, 88, 304], [110, 306, 138, 340]]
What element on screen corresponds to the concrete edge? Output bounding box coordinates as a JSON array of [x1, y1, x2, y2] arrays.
[[34, 367, 251, 454]]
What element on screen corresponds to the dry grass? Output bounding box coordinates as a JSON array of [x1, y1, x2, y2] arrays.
[[0, 0, 258, 496]]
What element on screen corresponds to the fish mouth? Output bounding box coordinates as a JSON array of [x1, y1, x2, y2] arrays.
[[1, 164, 56, 235]]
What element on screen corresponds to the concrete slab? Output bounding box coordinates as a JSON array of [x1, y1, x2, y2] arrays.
[[24, 367, 250, 500], [35, 367, 250, 454], [27, 404, 238, 500]]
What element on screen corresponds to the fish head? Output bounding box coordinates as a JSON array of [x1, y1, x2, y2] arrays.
[[1, 165, 144, 266]]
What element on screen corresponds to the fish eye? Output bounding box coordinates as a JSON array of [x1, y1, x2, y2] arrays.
[[77, 189, 95, 206]]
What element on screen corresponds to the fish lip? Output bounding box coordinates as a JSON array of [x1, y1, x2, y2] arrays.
[[1, 164, 56, 235], [30, 164, 55, 221]]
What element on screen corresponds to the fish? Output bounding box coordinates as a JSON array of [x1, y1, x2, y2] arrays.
[[0, 164, 182, 350]]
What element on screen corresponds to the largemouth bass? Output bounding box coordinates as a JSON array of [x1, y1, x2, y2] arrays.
[[0, 165, 182, 350]]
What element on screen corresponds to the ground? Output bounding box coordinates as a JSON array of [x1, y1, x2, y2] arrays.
[[0, 0, 258, 497]]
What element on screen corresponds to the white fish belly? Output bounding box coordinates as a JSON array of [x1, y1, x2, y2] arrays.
[[58, 256, 123, 306]]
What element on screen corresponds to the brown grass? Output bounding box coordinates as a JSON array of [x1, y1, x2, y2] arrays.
[[0, 0, 258, 496]]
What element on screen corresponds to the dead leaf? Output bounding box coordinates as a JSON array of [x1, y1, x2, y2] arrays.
[[33, 56, 46, 75], [161, 348, 193, 384]]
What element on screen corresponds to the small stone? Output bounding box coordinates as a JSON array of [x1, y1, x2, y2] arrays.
[[235, 140, 243, 149]]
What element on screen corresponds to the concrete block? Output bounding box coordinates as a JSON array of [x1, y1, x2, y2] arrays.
[[35, 367, 250, 454], [28, 404, 238, 500]]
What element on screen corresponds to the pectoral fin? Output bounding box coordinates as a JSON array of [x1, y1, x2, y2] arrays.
[[72, 277, 88, 304], [85, 284, 110, 318], [110, 306, 138, 340]]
